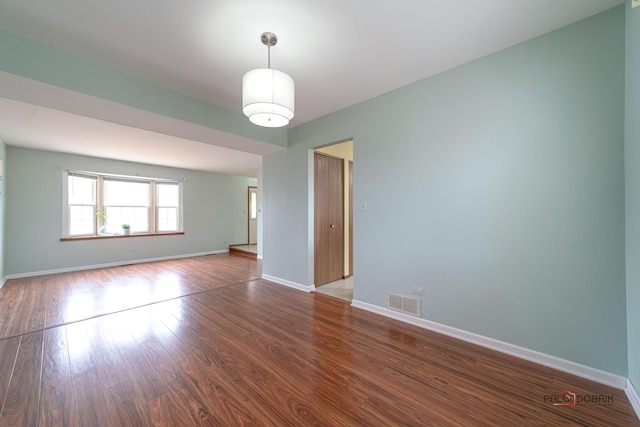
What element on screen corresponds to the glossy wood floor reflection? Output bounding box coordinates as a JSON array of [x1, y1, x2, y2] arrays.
[[0, 254, 261, 339], [0, 257, 638, 426]]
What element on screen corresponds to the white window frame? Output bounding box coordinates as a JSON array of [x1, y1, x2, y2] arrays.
[[62, 170, 183, 238], [64, 172, 98, 237], [102, 176, 152, 234], [156, 181, 182, 232]]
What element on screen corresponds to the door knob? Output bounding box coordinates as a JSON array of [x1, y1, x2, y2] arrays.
[[330, 224, 335, 228]]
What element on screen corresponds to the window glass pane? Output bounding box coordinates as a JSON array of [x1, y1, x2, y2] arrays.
[[158, 207, 178, 231], [157, 183, 178, 207], [250, 192, 257, 219], [131, 207, 149, 232], [69, 205, 95, 235], [104, 180, 149, 206], [104, 207, 122, 234], [68, 175, 95, 205], [157, 183, 179, 232], [105, 206, 149, 233]]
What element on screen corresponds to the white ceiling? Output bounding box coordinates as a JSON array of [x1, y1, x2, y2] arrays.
[[0, 0, 624, 176]]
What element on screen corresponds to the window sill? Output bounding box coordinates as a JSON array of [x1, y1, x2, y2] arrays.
[[60, 232, 184, 242]]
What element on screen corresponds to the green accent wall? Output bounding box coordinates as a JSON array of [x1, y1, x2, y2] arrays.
[[4, 146, 255, 275], [0, 138, 5, 281], [264, 7, 627, 374], [626, 0, 640, 391], [0, 29, 287, 148]]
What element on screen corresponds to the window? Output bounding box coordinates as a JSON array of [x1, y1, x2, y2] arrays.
[[68, 173, 97, 235], [157, 182, 180, 232], [103, 178, 150, 234], [250, 190, 257, 220], [64, 171, 182, 237]]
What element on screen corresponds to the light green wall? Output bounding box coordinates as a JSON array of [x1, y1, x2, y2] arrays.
[[4, 146, 255, 275], [626, 0, 640, 390], [0, 138, 5, 281], [265, 7, 627, 374], [0, 29, 287, 148], [256, 168, 263, 258], [263, 145, 312, 284]]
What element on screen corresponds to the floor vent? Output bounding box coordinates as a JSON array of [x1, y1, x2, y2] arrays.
[[387, 292, 421, 317]]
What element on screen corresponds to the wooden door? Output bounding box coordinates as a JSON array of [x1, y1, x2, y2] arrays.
[[314, 153, 344, 286]]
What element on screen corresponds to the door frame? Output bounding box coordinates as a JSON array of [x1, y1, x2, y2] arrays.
[[349, 160, 353, 277], [309, 138, 354, 287]]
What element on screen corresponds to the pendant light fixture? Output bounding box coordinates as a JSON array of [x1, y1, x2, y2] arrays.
[[242, 32, 295, 128]]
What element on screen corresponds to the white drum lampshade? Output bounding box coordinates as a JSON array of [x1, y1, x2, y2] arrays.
[[242, 67, 295, 128]]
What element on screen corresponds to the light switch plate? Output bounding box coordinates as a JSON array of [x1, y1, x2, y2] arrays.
[[633, 0, 640, 8]]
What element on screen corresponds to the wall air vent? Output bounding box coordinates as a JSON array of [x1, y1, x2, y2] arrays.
[[387, 292, 421, 317]]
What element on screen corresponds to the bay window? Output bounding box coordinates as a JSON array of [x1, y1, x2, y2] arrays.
[[64, 171, 182, 238]]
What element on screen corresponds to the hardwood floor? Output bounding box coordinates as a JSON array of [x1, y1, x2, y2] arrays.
[[0, 254, 261, 339], [0, 254, 637, 426], [228, 245, 258, 259]]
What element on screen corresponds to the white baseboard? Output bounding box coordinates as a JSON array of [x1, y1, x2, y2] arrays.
[[0, 277, 5, 290], [3, 250, 229, 280], [351, 299, 628, 390], [627, 379, 640, 420], [261, 274, 314, 292]]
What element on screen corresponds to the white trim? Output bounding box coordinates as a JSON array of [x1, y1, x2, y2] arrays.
[[351, 299, 628, 390], [3, 250, 229, 280], [626, 379, 640, 420], [0, 277, 6, 290], [261, 274, 314, 292]]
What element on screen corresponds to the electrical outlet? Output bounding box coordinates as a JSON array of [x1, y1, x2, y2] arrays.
[[411, 286, 424, 296], [633, 0, 640, 8]]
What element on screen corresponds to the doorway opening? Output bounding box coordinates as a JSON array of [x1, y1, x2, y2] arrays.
[[229, 185, 258, 259], [313, 140, 353, 301]]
